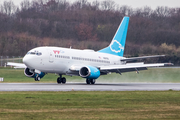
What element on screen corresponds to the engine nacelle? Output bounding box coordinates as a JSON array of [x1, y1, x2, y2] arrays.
[[79, 66, 100, 79], [24, 68, 45, 79]]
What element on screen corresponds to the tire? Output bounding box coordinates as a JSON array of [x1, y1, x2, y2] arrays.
[[37, 77, 40, 81], [57, 77, 62, 84], [86, 79, 90, 84], [62, 77, 66, 84], [90, 79, 96, 84], [35, 77, 40, 81]]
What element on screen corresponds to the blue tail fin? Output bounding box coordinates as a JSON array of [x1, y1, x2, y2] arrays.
[[98, 17, 129, 57]]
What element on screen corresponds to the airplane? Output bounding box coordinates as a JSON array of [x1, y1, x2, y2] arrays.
[[7, 16, 172, 84]]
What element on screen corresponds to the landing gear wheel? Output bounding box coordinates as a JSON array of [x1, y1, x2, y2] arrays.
[[35, 76, 40, 81], [86, 79, 90, 84], [57, 76, 66, 84], [90, 79, 96, 84], [57, 77, 62, 84], [62, 77, 66, 84]]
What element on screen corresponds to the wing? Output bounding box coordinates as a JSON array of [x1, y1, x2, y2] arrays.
[[67, 64, 85, 76], [121, 55, 165, 62], [98, 62, 173, 74], [7, 62, 26, 68], [69, 62, 173, 76], [69, 65, 84, 71]]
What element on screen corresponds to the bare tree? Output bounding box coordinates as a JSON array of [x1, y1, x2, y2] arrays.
[[118, 5, 133, 16], [142, 6, 152, 17], [155, 6, 171, 17], [20, 0, 31, 10], [92, 0, 100, 10], [2, 0, 16, 15], [101, 0, 115, 11]]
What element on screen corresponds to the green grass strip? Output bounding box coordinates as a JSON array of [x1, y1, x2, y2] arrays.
[[0, 91, 180, 120]]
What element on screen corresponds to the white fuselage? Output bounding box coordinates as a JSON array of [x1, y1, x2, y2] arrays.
[[23, 46, 125, 75]]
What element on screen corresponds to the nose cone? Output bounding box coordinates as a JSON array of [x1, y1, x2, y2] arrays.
[[22, 55, 27, 64], [23, 55, 34, 69], [23, 55, 29, 65]]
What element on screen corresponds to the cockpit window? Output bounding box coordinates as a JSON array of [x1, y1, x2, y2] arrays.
[[27, 52, 35, 55], [27, 51, 42, 56], [36, 52, 42, 56]]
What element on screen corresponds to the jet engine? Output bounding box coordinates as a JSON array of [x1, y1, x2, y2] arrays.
[[79, 66, 100, 79], [24, 68, 45, 80]]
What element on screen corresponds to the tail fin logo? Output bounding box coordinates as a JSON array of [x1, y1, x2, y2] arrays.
[[110, 40, 124, 53]]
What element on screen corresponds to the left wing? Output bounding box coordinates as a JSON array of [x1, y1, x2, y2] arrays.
[[7, 62, 26, 68]]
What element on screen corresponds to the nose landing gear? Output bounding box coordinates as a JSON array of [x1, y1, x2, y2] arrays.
[[34, 75, 40, 81]]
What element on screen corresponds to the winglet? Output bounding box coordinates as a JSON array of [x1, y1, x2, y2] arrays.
[[98, 17, 129, 57]]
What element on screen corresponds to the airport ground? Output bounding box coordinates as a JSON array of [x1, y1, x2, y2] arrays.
[[0, 67, 180, 119], [0, 91, 180, 120]]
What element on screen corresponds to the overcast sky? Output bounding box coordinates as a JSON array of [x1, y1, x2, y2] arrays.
[[0, 0, 180, 9]]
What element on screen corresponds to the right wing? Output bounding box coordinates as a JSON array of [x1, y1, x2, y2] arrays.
[[98, 62, 173, 74], [7, 62, 26, 68], [69, 62, 173, 76]]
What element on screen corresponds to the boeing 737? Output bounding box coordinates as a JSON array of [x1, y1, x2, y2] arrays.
[[7, 17, 172, 84]]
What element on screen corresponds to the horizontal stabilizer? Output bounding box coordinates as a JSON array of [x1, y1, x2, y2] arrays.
[[121, 55, 165, 62]]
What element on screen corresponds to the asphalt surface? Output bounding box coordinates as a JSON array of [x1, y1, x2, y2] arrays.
[[0, 83, 180, 91]]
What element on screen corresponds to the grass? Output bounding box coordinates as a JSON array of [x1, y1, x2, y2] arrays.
[[0, 91, 180, 120], [0, 67, 180, 83], [1, 67, 180, 119]]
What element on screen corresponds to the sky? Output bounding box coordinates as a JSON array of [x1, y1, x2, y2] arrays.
[[0, 0, 180, 9]]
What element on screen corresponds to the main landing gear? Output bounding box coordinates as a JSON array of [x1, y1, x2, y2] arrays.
[[86, 78, 96, 84], [57, 75, 66, 84]]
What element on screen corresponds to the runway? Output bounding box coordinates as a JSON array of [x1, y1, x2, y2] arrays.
[[0, 83, 180, 91]]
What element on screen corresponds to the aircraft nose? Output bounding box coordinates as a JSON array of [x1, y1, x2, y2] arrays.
[[23, 55, 28, 64], [23, 55, 32, 68]]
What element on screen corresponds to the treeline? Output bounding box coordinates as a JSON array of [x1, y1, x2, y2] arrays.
[[0, 0, 180, 64]]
